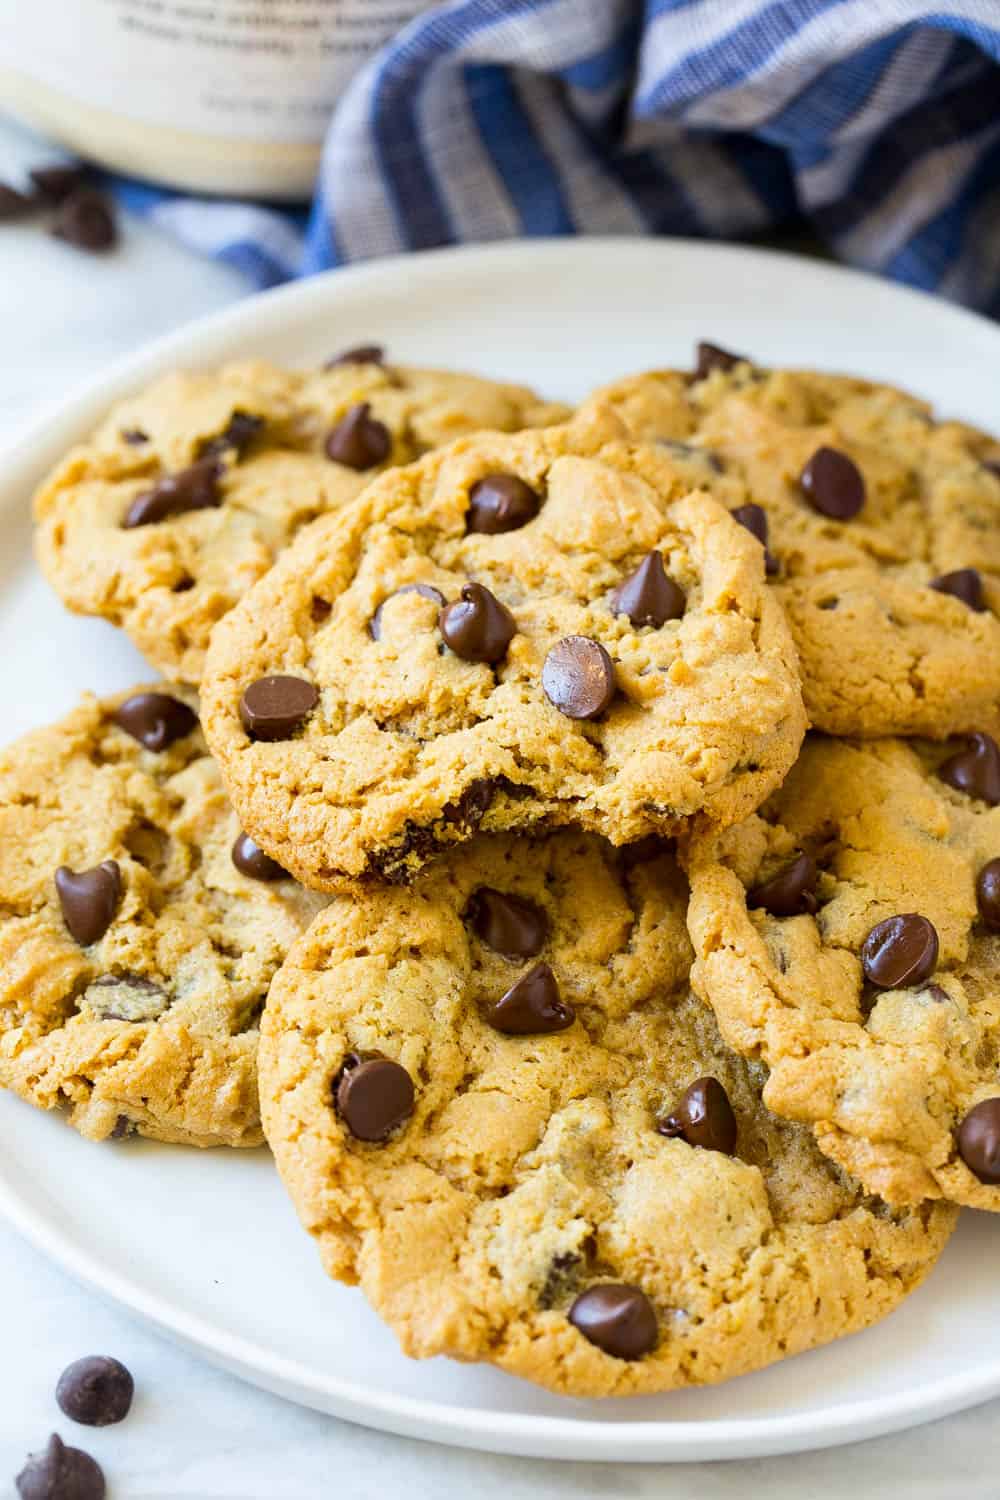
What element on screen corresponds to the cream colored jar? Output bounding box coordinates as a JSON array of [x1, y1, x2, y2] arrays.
[[0, 0, 429, 200]]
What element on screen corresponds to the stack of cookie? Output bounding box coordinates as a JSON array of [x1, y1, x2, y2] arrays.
[[8, 338, 1000, 1398]]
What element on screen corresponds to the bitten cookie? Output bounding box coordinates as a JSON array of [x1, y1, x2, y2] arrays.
[[687, 731, 1000, 1207], [34, 351, 568, 683], [200, 417, 806, 891], [259, 831, 953, 1398], [0, 687, 325, 1146], [579, 348, 1000, 738]]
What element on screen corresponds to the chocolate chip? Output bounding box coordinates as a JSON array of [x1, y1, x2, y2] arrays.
[[657, 1077, 737, 1154], [110, 1116, 133, 1140], [930, 567, 985, 611], [56, 1356, 133, 1427], [369, 584, 445, 641], [861, 914, 939, 989], [977, 858, 1000, 929], [239, 675, 318, 741], [731, 503, 779, 575], [123, 456, 222, 528], [957, 1099, 1000, 1183], [542, 637, 616, 719], [439, 583, 516, 664], [16, 1433, 105, 1500], [120, 427, 148, 445], [84, 974, 168, 1022], [0, 183, 37, 220], [325, 344, 385, 368], [51, 188, 117, 252], [199, 410, 264, 460], [325, 402, 391, 469], [442, 778, 495, 829], [485, 962, 574, 1035], [335, 1052, 414, 1142], [937, 733, 1000, 805], [465, 888, 548, 960], [30, 164, 89, 203], [112, 692, 197, 751], [747, 853, 817, 918], [610, 551, 685, 628], [232, 832, 286, 881], [568, 1284, 657, 1360], [694, 342, 747, 379], [799, 446, 865, 520], [466, 474, 542, 534], [55, 862, 122, 947]]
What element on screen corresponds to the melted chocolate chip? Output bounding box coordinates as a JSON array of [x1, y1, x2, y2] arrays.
[[731, 503, 779, 575], [199, 410, 264, 459], [542, 637, 616, 720], [325, 344, 385, 368], [85, 974, 168, 1023], [657, 1077, 737, 1154], [976, 858, 1000, 930], [56, 1356, 134, 1427], [55, 862, 122, 947], [861, 914, 939, 989], [485, 962, 574, 1035], [957, 1099, 1000, 1183], [439, 583, 516, 664], [610, 551, 685, 628], [0, 183, 36, 220], [694, 342, 747, 379], [334, 1052, 414, 1142], [937, 733, 1000, 806], [120, 427, 148, 445], [123, 456, 222, 528], [930, 567, 985, 611], [568, 1284, 657, 1360], [112, 692, 197, 751], [51, 188, 117, 252], [747, 853, 817, 918], [442, 778, 496, 829], [16, 1433, 105, 1500], [465, 888, 548, 960], [239, 675, 318, 741], [369, 584, 445, 641], [232, 833, 286, 881], [325, 402, 391, 469], [466, 474, 542, 534], [30, 164, 89, 203], [799, 446, 865, 520]]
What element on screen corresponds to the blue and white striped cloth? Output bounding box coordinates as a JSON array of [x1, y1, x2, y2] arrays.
[[120, 0, 1000, 315]]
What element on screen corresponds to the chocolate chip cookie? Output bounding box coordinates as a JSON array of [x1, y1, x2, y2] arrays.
[[580, 352, 1000, 738], [200, 416, 806, 890], [687, 731, 1000, 1207], [0, 687, 325, 1145], [34, 354, 569, 683], [259, 830, 953, 1397]]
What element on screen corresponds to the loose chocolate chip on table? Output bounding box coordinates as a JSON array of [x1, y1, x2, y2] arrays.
[[957, 1099, 1000, 1184], [930, 567, 985, 611], [542, 636, 616, 720], [120, 427, 148, 445], [325, 402, 391, 470], [324, 344, 385, 368], [55, 862, 122, 947], [232, 832, 286, 881], [610, 551, 685, 628], [56, 1356, 134, 1427], [112, 692, 197, 751], [335, 1052, 414, 1142], [486, 961, 574, 1035], [799, 446, 865, 520], [123, 456, 222, 528], [657, 1076, 738, 1154], [861, 914, 939, 989], [937, 732, 1000, 805], [694, 341, 747, 379], [30, 164, 90, 203], [465, 887, 548, 960], [977, 858, 1000, 929], [369, 583, 445, 641], [731, 503, 779, 575], [199, 410, 264, 459], [0, 183, 36, 220], [466, 473, 542, 534], [51, 188, 117, 253], [239, 675, 319, 741], [439, 583, 517, 664], [747, 853, 817, 918], [16, 1433, 105, 1500], [568, 1284, 658, 1360]]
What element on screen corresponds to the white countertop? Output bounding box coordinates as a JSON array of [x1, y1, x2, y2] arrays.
[[0, 114, 996, 1498]]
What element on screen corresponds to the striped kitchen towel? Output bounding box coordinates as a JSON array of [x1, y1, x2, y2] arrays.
[[120, 0, 1000, 314]]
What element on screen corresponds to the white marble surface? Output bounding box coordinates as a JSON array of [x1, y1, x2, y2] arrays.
[[0, 113, 996, 1496]]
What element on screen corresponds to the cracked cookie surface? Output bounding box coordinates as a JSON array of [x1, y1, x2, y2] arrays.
[[0, 687, 325, 1145], [201, 416, 805, 891], [259, 830, 953, 1397], [34, 357, 568, 683], [687, 733, 1000, 1207]]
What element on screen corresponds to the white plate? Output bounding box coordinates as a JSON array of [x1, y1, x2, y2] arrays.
[[1, 238, 999, 1463]]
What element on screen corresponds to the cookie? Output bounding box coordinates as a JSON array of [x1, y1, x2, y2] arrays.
[[0, 687, 325, 1146], [34, 354, 569, 683], [687, 731, 1000, 1207], [258, 830, 953, 1398], [200, 415, 806, 891], [580, 353, 1000, 737]]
